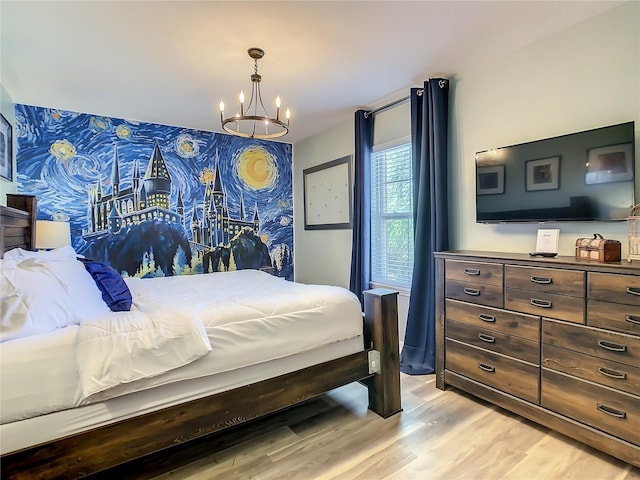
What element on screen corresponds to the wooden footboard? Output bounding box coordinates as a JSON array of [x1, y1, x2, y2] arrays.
[[363, 288, 402, 418], [1, 290, 401, 480]]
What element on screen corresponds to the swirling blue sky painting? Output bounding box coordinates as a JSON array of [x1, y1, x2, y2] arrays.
[[15, 105, 293, 279]]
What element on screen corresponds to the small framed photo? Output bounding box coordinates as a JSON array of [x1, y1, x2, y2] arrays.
[[526, 156, 560, 192], [585, 143, 633, 185], [0, 113, 13, 182], [476, 165, 504, 195]]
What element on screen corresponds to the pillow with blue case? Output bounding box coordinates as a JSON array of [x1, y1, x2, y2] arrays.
[[77, 258, 132, 312]]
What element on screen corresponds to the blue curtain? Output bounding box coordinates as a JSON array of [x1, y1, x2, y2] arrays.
[[349, 110, 373, 305], [400, 79, 450, 374]]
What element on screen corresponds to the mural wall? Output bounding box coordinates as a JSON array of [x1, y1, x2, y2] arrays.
[[15, 105, 294, 279]]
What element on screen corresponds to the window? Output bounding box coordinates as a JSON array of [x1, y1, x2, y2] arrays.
[[370, 142, 413, 288]]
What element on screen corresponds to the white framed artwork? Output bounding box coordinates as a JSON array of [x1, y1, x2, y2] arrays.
[[303, 155, 352, 230]]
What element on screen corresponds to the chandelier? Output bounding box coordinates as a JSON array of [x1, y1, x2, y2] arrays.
[[219, 48, 290, 140]]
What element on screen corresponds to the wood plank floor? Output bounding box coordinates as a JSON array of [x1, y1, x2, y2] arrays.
[[143, 374, 639, 480]]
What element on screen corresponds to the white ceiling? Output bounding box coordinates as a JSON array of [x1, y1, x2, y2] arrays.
[[0, 1, 626, 144]]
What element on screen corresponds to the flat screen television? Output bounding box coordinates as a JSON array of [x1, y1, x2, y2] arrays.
[[475, 121, 636, 223]]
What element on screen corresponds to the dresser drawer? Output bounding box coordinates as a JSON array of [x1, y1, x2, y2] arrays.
[[447, 319, 539, 364], [506, 265, 585, 297], [589, 272, 640, 307], [446, 338, 539, 403], [543, 343, 640, 396], [588, 299, 640, 336], [446, 279, 503, 308], [542, 368, 640, 445], [445, 299, 540, 342], [506, 288, 584, 324], [445, 260, 503, 286], [543, 319, 640, 368]]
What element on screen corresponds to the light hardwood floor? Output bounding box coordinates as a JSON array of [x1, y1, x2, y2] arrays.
[[151, 374, 639, 480]]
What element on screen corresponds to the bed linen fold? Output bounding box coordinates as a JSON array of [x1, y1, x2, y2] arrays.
[[77, 307, 211, 398]]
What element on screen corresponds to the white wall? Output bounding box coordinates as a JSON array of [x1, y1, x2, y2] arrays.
[[0, 84, 17, 204], [293, 118, 354, 288], [450, 1, 639, 256]]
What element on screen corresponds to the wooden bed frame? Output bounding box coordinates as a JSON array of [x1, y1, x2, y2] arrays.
[[0, 194, 402, 479]]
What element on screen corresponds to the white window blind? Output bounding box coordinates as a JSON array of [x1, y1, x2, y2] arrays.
[[371, 142, 413, 288]]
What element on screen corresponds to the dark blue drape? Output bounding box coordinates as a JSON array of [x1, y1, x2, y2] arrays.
[[349, 110, 373, 305], [400, 79, 450, 374]]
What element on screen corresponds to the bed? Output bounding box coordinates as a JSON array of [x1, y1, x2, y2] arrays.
[[0, 194, 401, 479]]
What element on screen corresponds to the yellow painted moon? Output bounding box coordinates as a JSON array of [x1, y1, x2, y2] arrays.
[[236, 146, 277, 190]]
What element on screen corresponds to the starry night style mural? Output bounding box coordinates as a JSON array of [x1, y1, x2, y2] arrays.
[[15, 105, 294, 280]]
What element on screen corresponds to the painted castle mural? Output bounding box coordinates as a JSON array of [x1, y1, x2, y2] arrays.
[[15, 105, 294, 279]]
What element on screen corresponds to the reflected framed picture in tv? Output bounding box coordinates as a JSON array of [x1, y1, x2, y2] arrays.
[[477, 165, 504, 195], [585, 143, 633, 185], [526, 156, 560, 191]]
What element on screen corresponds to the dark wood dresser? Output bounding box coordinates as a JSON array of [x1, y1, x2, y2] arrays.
[[434, 251, 640, 467]]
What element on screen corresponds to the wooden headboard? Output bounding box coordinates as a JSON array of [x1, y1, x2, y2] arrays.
[[0, 194, 37, 256]]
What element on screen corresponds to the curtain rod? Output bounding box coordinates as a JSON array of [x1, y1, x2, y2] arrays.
[[365, 88, 423, 118]]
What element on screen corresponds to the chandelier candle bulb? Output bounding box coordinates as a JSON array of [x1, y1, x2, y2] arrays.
[[219, 100, 225, 122]]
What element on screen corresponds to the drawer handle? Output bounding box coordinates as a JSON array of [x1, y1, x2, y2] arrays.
[[530, 298, 552, 308], [464, 268, 480, 276], [627, 287, 640, 297], [478, 333, 496, 343], [478, 363, 495, 373], [597, 340, 627, 353], [463, 288, 481, 296], [596, 404, 627, 419], [597, 367, 627, 380], [530, 276, 552, 285], [479, 314, 496, 323], [626, 315, 640, 325]]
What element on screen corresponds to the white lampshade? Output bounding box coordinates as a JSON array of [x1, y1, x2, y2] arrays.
[[35, 220, 71, 249]]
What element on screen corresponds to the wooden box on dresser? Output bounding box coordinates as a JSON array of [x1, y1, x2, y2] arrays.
[[434, 251, 640, 467]]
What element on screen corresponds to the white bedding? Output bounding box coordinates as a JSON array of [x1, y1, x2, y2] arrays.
[[1, 269, 363, 426], [77, 306, 211, 398], [1, 337, 363, 455]]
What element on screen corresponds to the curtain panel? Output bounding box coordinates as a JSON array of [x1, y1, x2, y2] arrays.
[[400, 79, 449, 374], [349, 110, 373, 305]]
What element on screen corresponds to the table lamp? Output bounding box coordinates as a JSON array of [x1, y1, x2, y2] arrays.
[[35, 220, 71, 249]]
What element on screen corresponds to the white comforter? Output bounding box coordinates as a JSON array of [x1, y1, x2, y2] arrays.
[[1, 270, 363, 424], [77, 307, 211, 398]]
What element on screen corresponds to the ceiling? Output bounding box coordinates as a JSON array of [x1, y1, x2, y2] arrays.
[[0, 1, 626, 144]]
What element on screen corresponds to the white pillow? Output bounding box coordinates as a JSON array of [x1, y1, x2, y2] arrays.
[[2, 246, 78, 267], [1, 266, 75, 342], [1, 256, 111, 342]]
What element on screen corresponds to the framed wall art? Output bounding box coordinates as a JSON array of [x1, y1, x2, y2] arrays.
[[585, 143, 633, 185], [303, 155, 352, 230], [476, 165, 504, 195], [0, 113, 13, 181], [526, 156, 560, 191]]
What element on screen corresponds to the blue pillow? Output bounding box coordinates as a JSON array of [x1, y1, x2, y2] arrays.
[[78, 258, 132, 312]]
